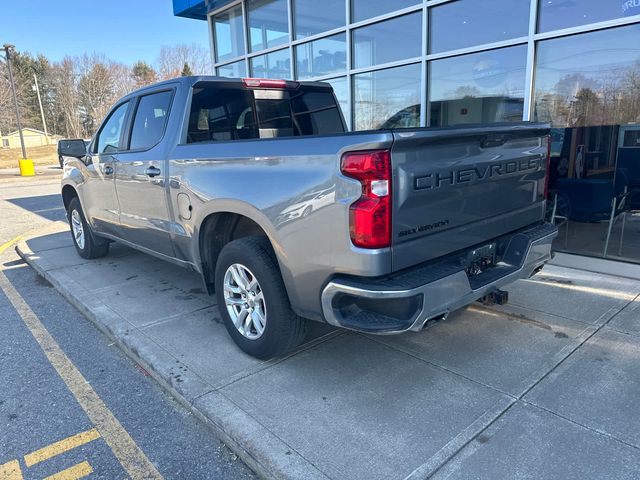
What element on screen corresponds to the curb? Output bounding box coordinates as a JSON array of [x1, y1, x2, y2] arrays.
[[16, 238, 330, 480]]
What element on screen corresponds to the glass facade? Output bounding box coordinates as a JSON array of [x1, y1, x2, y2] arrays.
[[429, 45, 527, 126], [247, 0, 289, 52], [207, 0, 640, 264], [351, 0, 418, 23], [352, 13, 422, 69], [537, 0, 639, 33], [429, 0, 530, 53], [295, 33, 346, 79], [354, 63, 421, 131], [294, 0, 345, 39], [212, 5, 245, 62], [250, 47, 290, 78]]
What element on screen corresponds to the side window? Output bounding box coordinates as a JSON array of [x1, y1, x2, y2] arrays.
[[95, 102, 129, 154], [129, 91, 173, 150], [289, 90, 344, 136], [187, 87, 258, 143]]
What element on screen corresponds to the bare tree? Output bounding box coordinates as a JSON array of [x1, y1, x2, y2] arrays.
[[157, 43, 211, 80], [1, 43, 212, 139], [77, 54, 133, 135], [110, 61, 135, 99], [50, 57, 82, 138]]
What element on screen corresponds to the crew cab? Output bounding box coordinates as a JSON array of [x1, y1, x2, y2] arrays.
[[60, 76, 557, 359]]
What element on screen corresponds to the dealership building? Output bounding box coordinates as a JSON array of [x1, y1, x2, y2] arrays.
[[174, 0, 640, 265]]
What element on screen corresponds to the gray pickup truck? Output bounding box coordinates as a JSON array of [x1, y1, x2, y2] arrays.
[[60, 75, 557, 359]]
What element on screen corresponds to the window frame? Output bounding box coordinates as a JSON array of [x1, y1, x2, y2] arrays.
[[212, 4, 246, 63], [92, 100, 132, 155], [185, 82, 260, 144], [121, 88, 176, 154], [180, 80, 347, 145]]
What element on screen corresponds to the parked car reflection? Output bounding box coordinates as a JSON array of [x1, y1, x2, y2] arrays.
[[275, 185, 335, 226]]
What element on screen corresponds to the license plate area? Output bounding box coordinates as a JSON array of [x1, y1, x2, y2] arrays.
[[465, 243, 497, 277]]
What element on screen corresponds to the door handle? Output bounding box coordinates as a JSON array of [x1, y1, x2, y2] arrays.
[[104, 166, 113, 175], [145, 166, 161, 178]]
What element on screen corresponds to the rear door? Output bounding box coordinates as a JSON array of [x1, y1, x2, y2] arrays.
[[391, 124, 550, 271], [114, 89, 175, 257]]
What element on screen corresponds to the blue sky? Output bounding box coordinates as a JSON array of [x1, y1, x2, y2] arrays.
[[1, 0, 210, 65]]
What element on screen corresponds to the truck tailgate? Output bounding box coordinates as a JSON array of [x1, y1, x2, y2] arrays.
[[391, 123, 550, 271]]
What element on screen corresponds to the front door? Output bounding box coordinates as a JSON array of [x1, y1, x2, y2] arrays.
[[114, 90, 175, 257], [82, 101, 130, 236]]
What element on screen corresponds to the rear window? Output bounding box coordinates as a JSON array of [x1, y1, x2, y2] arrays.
[[186, 83, 344, 143], [623, 130, 640, 148]]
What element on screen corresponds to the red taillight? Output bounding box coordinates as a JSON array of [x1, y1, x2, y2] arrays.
[[341, 150, 391, 249], [544, 134, 551, 199], [242, 78, 299, 89]]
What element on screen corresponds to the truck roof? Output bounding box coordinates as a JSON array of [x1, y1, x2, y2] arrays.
[[124, 75, 332, 100]]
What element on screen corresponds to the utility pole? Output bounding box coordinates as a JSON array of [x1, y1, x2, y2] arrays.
[[33, 72, 48, 140], [3, 43, 27, 160]]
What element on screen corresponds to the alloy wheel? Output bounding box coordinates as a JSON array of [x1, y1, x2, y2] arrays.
[[223, 263, 267, 340], [71, 209, 85, 250]]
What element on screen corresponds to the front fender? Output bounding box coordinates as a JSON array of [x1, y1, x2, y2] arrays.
[[61, 161, 87, 209]]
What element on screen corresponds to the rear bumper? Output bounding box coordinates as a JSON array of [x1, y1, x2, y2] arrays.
[[320, 222, 557, 334]]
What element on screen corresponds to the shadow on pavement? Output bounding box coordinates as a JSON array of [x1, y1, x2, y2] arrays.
[[6, 194, 66, 222]]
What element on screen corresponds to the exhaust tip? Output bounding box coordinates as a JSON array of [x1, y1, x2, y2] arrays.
[[422, 312, 449, 330]]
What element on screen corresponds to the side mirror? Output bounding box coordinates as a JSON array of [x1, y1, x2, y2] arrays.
[[58, 139, 87, 159]]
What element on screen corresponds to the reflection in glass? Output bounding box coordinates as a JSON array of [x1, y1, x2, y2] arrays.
[[538, 0, 640, 33], [430, 0, 529, 54], [351, 0, 418, 23], [250, 48, 292, 78], [353, 63, 421, 131], [217, 60, 247, 78], [324, 77, 348, 127], [535, 25, 640, 263], [429, 45, 527, 126], [295, 34, 346, 79], [353, 13, 422, 69], [535, 25, 640, 130], [213, 6, 245, 62], [294, 0, 345, 39], [247, 0, 289, 53]]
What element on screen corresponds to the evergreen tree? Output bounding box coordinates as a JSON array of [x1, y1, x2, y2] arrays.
[[131, 61, 157, 87], [181, 62, 193, 77]]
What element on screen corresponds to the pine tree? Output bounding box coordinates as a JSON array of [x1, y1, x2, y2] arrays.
[[181, 62, 193, 77]]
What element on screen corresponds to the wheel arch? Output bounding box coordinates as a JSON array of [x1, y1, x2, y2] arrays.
[[61, 184, 79, 212], [197, 208, 291, 299]]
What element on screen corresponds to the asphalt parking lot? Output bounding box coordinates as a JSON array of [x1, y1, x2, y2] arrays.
[[0, 174, 254, 479], [14, 211, 640, 479]]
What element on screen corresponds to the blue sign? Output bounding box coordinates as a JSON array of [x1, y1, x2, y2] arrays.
[[622, 0, 640, 16]]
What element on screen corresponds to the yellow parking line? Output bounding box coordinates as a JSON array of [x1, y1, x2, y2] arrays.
[[43, 461, 93, 480], [0, 234, 25, 255], [0, 459, 23, 480], [0, 271, 163, 480], [24, 428, 101, 467]]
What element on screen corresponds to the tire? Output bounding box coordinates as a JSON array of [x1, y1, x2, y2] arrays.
[[67, 197, 109, 259], [215, 236, 307, 359]]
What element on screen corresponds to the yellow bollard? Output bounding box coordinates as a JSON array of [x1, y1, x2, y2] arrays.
[[18, 159, 35, 176]]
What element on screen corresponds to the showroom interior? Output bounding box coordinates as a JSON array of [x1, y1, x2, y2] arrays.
[[173, 0, 640, 264]]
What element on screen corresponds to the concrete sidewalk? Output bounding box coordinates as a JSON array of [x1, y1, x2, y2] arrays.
[[17, 224, 640, 480]]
